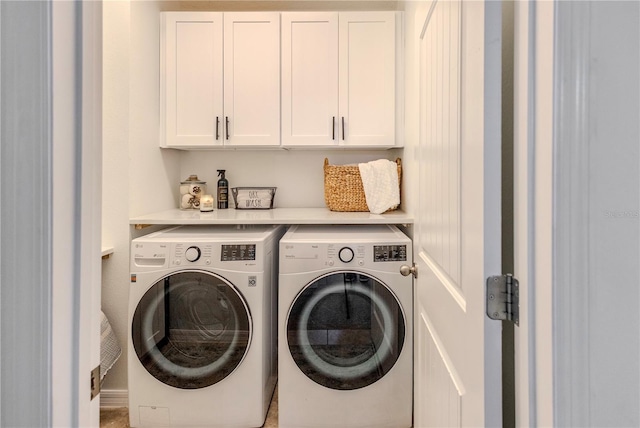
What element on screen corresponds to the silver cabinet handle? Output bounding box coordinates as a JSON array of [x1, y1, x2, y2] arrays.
[[215, 116, 220, 140], [225, 116, 229, 140], [341, 116, 345, 140]]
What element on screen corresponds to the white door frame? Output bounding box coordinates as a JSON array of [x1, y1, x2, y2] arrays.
[[513, 1, 555, 426]]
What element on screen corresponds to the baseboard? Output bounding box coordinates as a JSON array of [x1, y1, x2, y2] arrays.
[[100, 389, 128, 408]]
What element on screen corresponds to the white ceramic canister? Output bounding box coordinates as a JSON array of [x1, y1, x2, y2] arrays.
[[179, 175, 206, 210]]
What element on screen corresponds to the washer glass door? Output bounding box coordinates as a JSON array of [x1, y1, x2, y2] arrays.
[[132, 270, 251, 389], [287, 271, 405, 390]]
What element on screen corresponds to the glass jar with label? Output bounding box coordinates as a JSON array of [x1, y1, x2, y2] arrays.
[[179, 175, 206, 210]]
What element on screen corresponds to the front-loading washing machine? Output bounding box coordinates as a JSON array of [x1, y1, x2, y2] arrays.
[[128, 225, 285, 427], [279, 224, 413, 428]]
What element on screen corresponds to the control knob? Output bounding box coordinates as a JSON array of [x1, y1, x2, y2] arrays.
[[185, 246, 201, 262], [338, 247, 355, 263]]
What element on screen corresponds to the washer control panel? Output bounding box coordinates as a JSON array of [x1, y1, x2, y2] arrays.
[[185, 246, 201, 262], [373, 245, 407, 262], [172, 243, 214, 266], [221, 244, 256, 261], [131, 228, 269, 273], [338, 247, 355, 263]]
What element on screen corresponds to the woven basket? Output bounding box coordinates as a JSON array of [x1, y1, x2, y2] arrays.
[[323, 158, 402, 212]]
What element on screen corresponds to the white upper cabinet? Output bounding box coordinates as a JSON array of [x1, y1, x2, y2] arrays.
[[282, 12, 399, 148], [223, 12, 280, 146], [281, 13, 339, 147], [339, 12, 397, 147], [161, 12, 280, 148], [162, 12, 223, 147]]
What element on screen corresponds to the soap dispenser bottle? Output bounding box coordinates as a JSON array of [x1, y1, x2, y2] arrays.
[[217, 170, 229, 209]]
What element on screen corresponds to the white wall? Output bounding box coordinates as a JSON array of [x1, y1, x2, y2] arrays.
[[179, 150, 402, 209], [101, 0, 403, 397]]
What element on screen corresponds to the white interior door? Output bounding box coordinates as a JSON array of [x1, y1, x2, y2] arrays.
[[51, 0, 103, 426], [413, 1, 502, 426]]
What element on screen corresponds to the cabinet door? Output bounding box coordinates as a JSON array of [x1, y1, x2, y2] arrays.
[[223, 12, 280, 146], [161, 12, 223, 147], [338, 12, 396, 147], [281, 13, 339, 147]]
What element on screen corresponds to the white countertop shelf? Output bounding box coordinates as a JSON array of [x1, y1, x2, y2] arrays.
[[130, 208, 413, 229], [101, 246, 114, 259]]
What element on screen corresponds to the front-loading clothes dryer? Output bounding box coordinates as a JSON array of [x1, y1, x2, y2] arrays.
[[278, 224, 413, 428], [128, 225, 285, 427]]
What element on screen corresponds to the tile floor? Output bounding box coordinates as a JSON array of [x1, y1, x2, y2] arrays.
[[100, 387, 278, 428]]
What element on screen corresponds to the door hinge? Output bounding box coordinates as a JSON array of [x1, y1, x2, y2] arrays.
[[486, 274, 519, 325], [90, 365, 101, 400]]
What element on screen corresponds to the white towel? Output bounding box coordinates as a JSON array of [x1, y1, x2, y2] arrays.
[[358, 159, 400, 214]]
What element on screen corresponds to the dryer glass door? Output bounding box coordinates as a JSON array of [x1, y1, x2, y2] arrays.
[[287, 272, 405, 390], [132, 270, 251, 389]]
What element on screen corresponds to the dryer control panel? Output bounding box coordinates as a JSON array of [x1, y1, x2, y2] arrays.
[[373, 245, 407, 262], [279, 224, 412, 275], [280, 242, 410, 274]]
